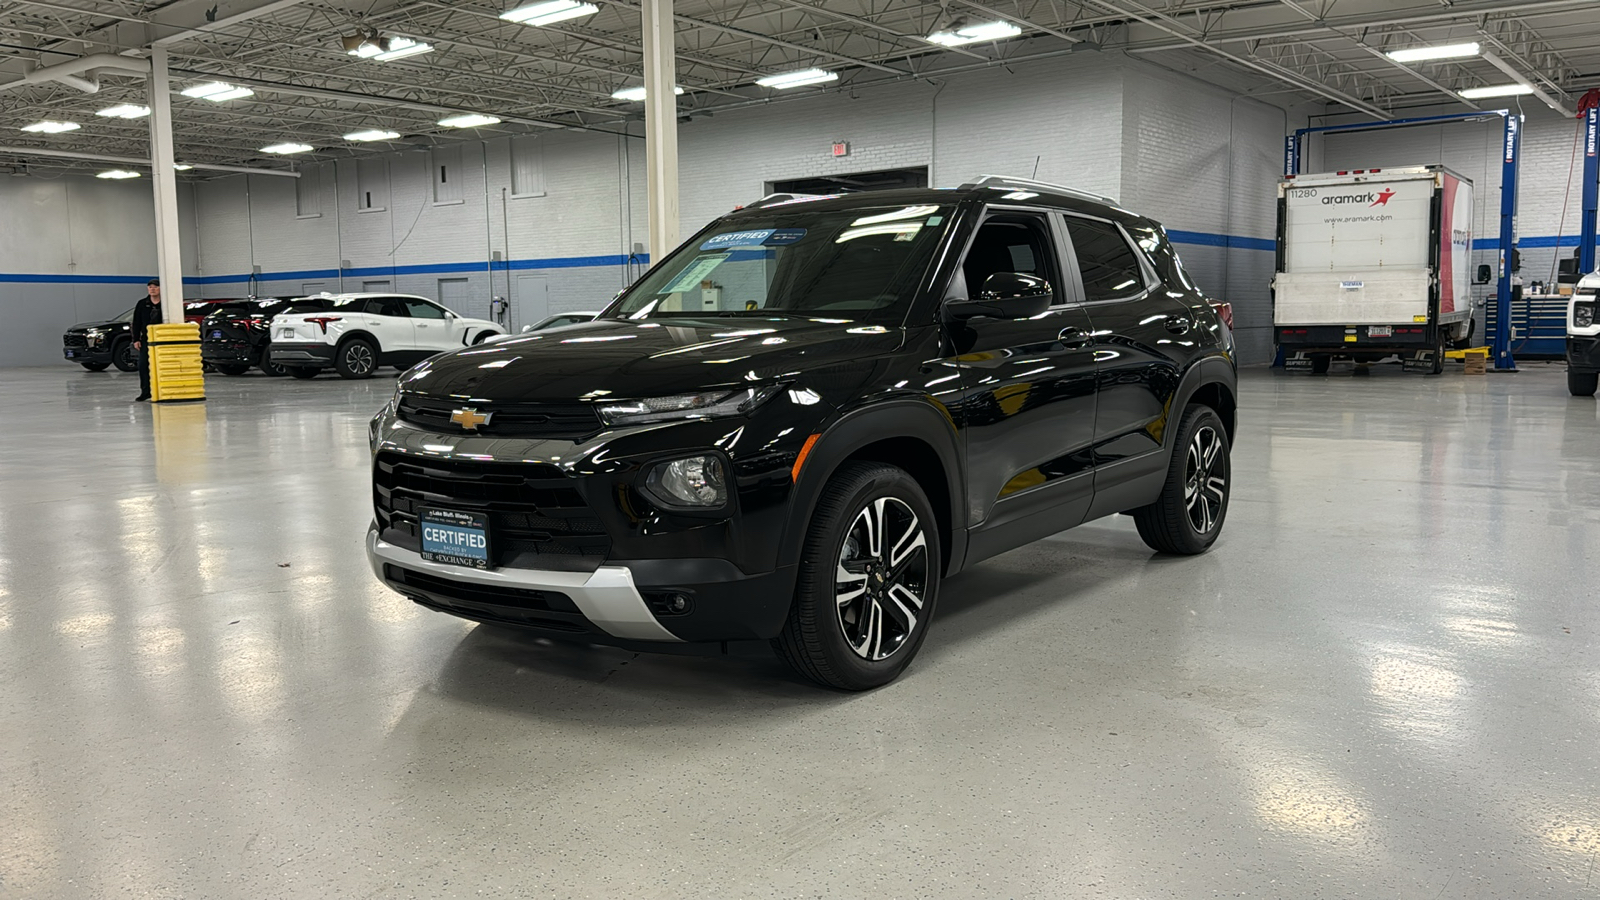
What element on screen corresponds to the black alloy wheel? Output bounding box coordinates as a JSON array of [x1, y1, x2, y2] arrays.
[[336, 339, 377, 379], [774, 462, 940, 690], [112, 340, 138, 372], [1133, 404, 1231, 555], [80, 362, 110, 372]]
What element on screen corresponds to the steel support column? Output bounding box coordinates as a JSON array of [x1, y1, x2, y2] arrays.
[[1581, 106, 1598, 274], [641, 0, 679, 266], [1492, 113, 1521, 371], [148, 47, 186, 324]]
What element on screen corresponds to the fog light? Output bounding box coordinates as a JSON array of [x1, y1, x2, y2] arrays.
[[644, 591, 694, 616], [646, 455, 727, 508], [1576, 302, 1595, 329]]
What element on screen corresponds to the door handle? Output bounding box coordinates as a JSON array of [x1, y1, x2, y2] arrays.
[[1058, 326, 1091, 348], [1165, 317, 1192, 335], [416, 323, 429, 328]]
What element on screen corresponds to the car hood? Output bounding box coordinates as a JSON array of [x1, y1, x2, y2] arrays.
[[402, 316, 903, 401], [66, 318, 126, 332]]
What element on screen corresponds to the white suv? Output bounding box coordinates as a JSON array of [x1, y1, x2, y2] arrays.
[[269, 293, 502, 379]]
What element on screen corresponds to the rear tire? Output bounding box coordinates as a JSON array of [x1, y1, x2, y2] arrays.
[[80, 362, 109, 372], [1570, 371, 1599, 397], [773, 462, 940, 691], [1133, 405, 1231, 556], [287, 367, 319, 380], [335, 338, 377, 379], [112, 340, 138, 372], [1309, 354, 1331, 375], [259, 346, 288, 377], [214, 364, 250, 376]]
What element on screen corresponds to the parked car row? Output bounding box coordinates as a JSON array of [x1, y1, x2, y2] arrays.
[[64, 292, 598, 379]]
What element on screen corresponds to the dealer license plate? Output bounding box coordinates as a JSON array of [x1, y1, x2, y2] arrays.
[[419, 507, 491, 569], [1368, 326, 1393, 337], [211, 330, 223, 339], [64, 350, 76, 358]]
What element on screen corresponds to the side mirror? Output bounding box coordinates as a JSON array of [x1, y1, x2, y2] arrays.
[[1475, 264, 1493, 285], [520, 324, 535, 334], [945, 272, 1053, 321]]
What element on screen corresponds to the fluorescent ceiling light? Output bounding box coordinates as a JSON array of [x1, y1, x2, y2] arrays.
[[350, 36, 433, 60], [610, 85, 684, 101], [97, 170, 140, 179], [1385, 41, 1480, 63], [260, 142, 313, 154], [96, 104, 150, 119], [438, 113, 501, 128], [182, 82, 254, 101], [345, 129, 401, 142], [173, 164, 194, 170], [501, 0, 598, 26], [755, 68, 839, 89], [20, 120, 80, 134], [1459, 83, 1536, 99], [926, 20, 1022, 46]]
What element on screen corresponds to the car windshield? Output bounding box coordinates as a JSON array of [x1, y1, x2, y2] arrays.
[[114, 307, 136, 323], [610, 203, 953, 322]]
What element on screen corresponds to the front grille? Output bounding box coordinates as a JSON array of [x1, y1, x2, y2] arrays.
[[64, 334, 87, 348], [397, 395, 602, 440], [374, 452, 610, 571]]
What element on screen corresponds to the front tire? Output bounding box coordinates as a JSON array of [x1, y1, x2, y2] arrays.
[[335, 338, 377, 379], [287, 367, 319, 380], [112, 340, 138, 372], [1132, 405, 1231, 555], [1570, 371, 1599, 397], [80, 362, 110, 372], [773, 463, 940, 691], [214, 364, 250, 376]]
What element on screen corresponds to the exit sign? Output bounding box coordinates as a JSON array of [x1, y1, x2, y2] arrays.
[[831, 141, 850, 158]]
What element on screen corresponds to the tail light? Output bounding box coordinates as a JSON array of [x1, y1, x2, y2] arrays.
[[305, 316, 342, 334]]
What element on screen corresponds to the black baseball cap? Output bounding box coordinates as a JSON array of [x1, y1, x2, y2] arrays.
[[147, 278, 160, 286]]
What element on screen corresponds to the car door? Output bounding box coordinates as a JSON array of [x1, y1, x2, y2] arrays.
[[403, 297, 458, 354], [1057, 214, 1195, 517], [365, 297, 417, 360], [936, 208, 1101, 564]]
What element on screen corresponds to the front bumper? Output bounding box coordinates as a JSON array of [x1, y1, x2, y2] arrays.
[[63, 345, 113, 364], [202, 338, 257, 365], [270, 342, 335, 366], [1569, 336, 1600, 374]]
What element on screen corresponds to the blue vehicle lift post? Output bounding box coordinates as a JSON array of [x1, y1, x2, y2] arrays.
[[1286, 110, 1522, 371], [1581, 105, 1597, 275]]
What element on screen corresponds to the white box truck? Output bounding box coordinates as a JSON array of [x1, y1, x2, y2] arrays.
[[1273, 165, 1475, 374]]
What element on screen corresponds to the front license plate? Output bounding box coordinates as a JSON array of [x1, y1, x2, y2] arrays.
[[419, 507, 491, 569], [64, 350, 75, 358], [211, 330, 223, 339], [1368, 326, 1393, 337]]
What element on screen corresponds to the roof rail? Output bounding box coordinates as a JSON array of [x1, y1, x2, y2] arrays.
[[960, 174, 1120, 207], [743, 192, 837, 210]]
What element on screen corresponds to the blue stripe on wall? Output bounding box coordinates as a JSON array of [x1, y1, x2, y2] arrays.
[[11, 233, 1596, 287]]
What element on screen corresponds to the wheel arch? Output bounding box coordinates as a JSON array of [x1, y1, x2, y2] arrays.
[[336, 330, 381, 354], [1169, 355, 1237, 446], [780, 399, 967, 577]]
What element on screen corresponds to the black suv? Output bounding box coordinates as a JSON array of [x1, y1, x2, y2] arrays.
[[366, 177, 1237, 689], [63, 307, 138, 372], [202, 297, 334, 376]]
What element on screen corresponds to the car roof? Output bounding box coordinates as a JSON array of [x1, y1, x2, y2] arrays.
[[305, 292, 434, 301], [728, 176, 1143, 224]]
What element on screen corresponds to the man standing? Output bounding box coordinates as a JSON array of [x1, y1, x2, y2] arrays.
[[131, 278, 161, 401]]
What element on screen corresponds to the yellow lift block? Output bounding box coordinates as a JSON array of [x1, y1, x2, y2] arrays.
[[147, 322, 207, 402]]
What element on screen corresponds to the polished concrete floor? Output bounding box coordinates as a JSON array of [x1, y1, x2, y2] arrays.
[[2, 360, 1598, 899]]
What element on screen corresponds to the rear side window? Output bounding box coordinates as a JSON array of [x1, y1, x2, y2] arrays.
[[368, 298, 410, 317], [1064, 217, 1148, 302]]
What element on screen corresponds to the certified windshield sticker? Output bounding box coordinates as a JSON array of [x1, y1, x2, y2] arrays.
[[663, 253, 730, 294], [700, 228, 808, 251]]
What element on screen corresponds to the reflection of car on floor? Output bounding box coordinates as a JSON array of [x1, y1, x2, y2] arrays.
[[202, 296, 334, 376], [62, 307, 138, 372], [366, 176, 1239, 690], [269, 293, 502, 379], [483, 311, 601, 343], [1567, 271, 1600, 397]]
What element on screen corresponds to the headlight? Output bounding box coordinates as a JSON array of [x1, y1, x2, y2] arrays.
[[597, 387, 776, 426], [1576, 301, 1596, 329], [645, 455, 729, 509]]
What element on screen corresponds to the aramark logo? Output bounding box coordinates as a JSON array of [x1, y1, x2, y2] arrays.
[[1322, 192, 1377, 206], [1370, 188, 1397, 207]]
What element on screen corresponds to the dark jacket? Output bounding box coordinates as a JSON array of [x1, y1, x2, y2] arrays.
[[132, 296, 162, 343]]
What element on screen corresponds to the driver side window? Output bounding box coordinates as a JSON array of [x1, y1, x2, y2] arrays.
[[961, 214, 1058, 301]]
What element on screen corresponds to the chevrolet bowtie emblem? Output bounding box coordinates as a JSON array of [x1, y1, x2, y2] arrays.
[[449, 407, 492, 430]]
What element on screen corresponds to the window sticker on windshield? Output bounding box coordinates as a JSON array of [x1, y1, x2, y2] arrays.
[[663, 253, 730, 293], [700, 228, 808, 251]]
